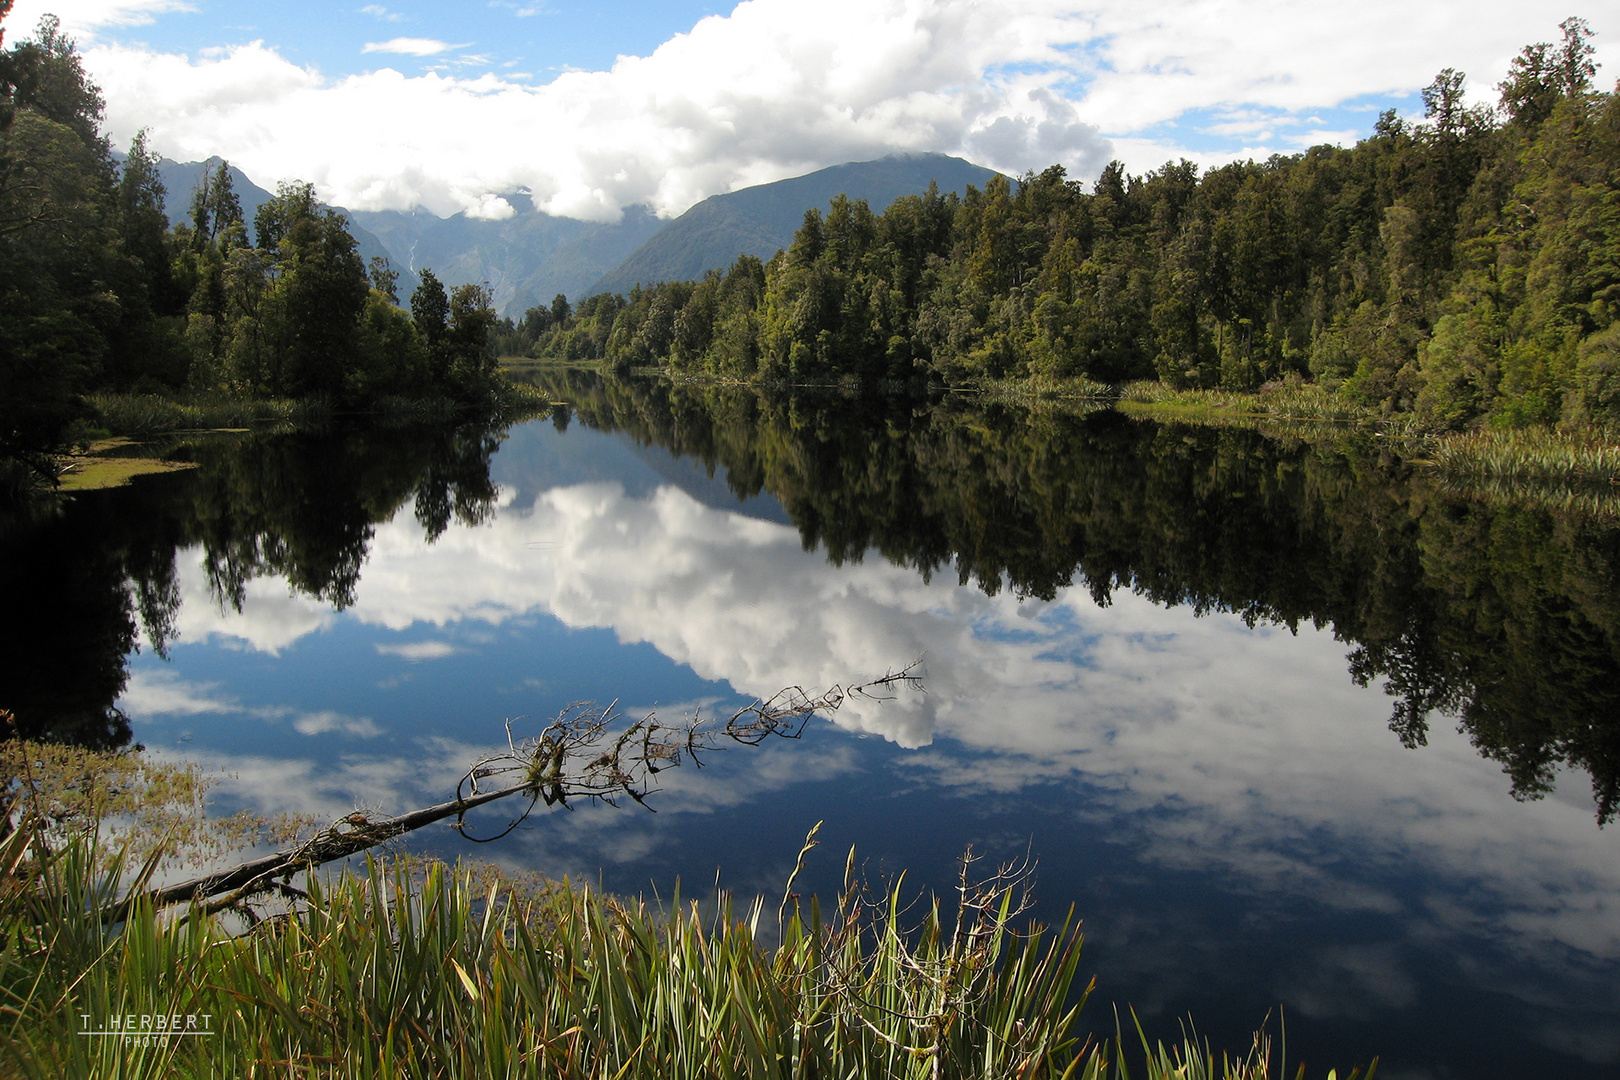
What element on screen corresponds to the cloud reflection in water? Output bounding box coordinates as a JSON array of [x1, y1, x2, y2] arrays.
[[122, 463, 1620, 1069]]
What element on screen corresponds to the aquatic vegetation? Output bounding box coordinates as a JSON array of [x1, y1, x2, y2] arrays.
[[1425, 427, 1620, 487], [87, 392, 307, 436], [1114, 381, 1399, 427], [0, 817, 1373, 1079]]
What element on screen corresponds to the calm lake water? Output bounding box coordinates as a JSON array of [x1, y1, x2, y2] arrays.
[[4, 373, 1619, 1078]]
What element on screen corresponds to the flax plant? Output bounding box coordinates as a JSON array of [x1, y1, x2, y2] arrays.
[[1427, 427, 1620, 486], [0, 813, 1375, 1080], [87, 392, 306, 435]]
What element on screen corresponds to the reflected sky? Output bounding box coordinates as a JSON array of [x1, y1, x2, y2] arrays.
[[114, 419, 1620, 1078]]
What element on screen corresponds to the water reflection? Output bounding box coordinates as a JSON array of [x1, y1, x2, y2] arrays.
[[536, 371, 1620, 823], [120, 442, 1619, 963], [0, 420, 505, 742], [2, 376, 1618, 1075]]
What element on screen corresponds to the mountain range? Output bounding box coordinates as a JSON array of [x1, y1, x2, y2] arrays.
[[154, 153, 1001, 318], [587, 154, 999, 297], [153, 157, 423, 301]]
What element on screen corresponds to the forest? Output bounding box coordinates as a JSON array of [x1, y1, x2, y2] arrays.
[[506, 18, 1620, 436], [6, 11, 1618, 492], [0, 10, 503, 486]]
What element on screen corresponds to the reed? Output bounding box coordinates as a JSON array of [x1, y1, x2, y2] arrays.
[[1114, 381, 1393, 427], [88, 393, 304, 435], [1425, 427, 1620, 486], [0, 820, 1375, 1079], [976, 375, 1115, 402]]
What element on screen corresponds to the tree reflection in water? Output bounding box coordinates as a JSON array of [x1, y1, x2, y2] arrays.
[[0, 420, 506, 747], [3, 375, 1618, 822], [528, 369, 1620, 823]]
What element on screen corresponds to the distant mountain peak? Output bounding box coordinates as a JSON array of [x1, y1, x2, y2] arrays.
[[588, 154, 999, 298]]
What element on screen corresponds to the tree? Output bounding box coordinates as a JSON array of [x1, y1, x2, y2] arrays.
[[367, 255, 399, 303], [276, 208, 367, 397], [1553, 16, 1598, 98], [0, 18, 122, 481], [446, 281, 497, 393], [254, 180, 316, 251], [411, 269, 451, 384], [1, 15, 105, 151], [1421, 68, 1469, 138], [1500, 18, 1597, 128], [117, 130, 178, 313]]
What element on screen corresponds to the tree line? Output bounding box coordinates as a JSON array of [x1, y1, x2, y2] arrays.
[[0, 9, 500, 485], [508, 18, 1619, 433]]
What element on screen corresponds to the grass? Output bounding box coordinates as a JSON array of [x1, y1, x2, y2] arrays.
[[0, 812, 1375, 1080], [975, 375, 1115, 404], [87, 392, 309, 436], [1113, 381, 1405, 429], [87, 381, 555, 440], [1417, 427, 1620, 516], [54, 437, 201, 491], [1424, 426, 1620, 485]]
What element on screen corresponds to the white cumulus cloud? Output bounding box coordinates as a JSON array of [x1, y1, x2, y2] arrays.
[[4, 0, 192, 35], [362, 37, 462, 57], [292, 710, 384, 737], [17, 0, 1615, 221], [73, 0, 1117, 219], [25, 0, 1603, 221], [375, 640, 461, 661]]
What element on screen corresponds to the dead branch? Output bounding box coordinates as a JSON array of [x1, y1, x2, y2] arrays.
[[112, 662, 923, 920]]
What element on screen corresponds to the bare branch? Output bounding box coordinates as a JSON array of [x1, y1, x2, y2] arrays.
[[113, 663, 923, 919]]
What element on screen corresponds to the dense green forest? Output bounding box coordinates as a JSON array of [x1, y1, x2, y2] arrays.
[[0, 8, 502, 485], [507, 18, 1620, 435], [6, 8, 1617, 490]]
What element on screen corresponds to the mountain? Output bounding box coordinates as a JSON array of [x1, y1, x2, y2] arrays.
[[155, 157, 418, 299], [155, 157, 274, 231], [145, 153, 998, 320], [587, 153, 1000, 297], [151, 156, 660, 317], [348, 197, 663, 319]]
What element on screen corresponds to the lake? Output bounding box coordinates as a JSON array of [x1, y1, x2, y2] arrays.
[[3, 371, 1618, 1078]]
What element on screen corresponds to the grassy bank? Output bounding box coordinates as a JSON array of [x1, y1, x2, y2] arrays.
[[1114, 381, 1405, 429], [975, 374, 1115, 404], [1425, 427, 1620, 486], [87, 392, 309, 436], [86, 380, 554, 439], [0, 825, 1373, 1079], [1113, 381, 1620, 504]]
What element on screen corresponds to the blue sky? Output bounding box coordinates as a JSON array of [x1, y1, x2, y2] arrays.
[[6, 1, 1611, 220], [61, 0, 736, 79]]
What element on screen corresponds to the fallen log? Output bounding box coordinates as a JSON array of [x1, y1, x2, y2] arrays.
[[113, 664, 923, 920]]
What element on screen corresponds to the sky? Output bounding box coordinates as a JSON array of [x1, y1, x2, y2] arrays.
[[4, 0, 1617, 222]]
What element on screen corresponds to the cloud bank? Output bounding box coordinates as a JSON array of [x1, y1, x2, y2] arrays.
[[12, 0, 1589, 221]]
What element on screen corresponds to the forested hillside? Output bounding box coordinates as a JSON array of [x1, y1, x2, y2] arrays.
[[512, 18, 1620, 432], [588, 154, 1000, 296], [0, 10, 504, 485]]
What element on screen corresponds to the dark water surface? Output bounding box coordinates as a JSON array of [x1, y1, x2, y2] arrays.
[[4, 374, 1619, 1078]]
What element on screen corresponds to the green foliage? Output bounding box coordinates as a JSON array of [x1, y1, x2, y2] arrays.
[[1573, 321, 1620, 429], [0, 21, 515, 485], [0, 20, 122, 480], [507, 19, 1620, 438], [0, 817, 1367, 1079]]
